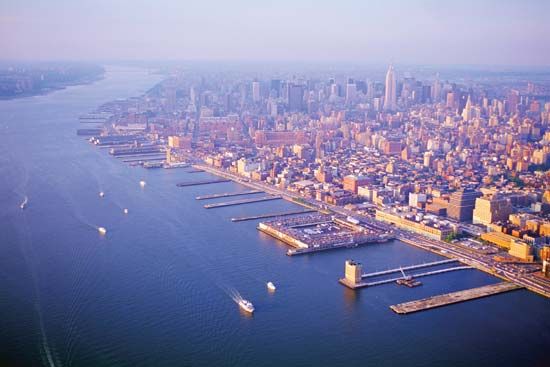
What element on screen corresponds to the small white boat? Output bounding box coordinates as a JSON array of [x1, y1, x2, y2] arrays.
[[238, 299, 255, 313], [139, 180, 146, 187], [123, 208, 129, 214], [97, 227, 107, 235], [20, 196, 28, 209], [99, 191, 105, 197], [267, 282, 276, 291]]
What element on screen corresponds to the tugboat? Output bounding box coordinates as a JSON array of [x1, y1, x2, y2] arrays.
[[267, 282, 276, 291], [238, 299, 255, 313]]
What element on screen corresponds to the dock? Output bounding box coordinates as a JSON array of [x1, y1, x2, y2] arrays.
[[390, 282, 523, 314], [204, 195, 282, 209], [340, 266, 473, 289], [176, 179, 231, 187], [231, 209, 316, 222], [196, 190, 263, 200]]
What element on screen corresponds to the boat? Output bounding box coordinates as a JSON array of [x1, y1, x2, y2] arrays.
[[99, 191, 105, 197], [238, 299, 255, 313], [267, 282, 276, 291], [20, 196, 28, 209], [97, 227, 107, 235], [123, 208, 129, 214], [139, 180, 146, 187]]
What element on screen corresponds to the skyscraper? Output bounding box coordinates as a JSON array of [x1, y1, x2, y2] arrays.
[[252, 81, 261, 103], [288, 83, 304, 112], [383, 65, 397, 111]]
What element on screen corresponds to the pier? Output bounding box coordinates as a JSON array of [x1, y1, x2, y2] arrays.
[[390, 282, 523, 314], [196, 190, 263, 200], [340, 266, 473, 289], [204, 195, 282, 209], [361, 259, 458, 279], [176, 179, 231, 187], [185, 169, 205, 173], [231, 209, 316, 222]]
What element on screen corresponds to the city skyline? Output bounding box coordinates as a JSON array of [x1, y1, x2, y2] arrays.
[[1, 0, 549, 66]]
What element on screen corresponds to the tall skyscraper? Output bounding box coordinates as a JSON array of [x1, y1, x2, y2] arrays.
[[383, 65, 397, 111], [288, 83, 304, 112], [346, 79, 357, 103], [252, 81, 261, 103]]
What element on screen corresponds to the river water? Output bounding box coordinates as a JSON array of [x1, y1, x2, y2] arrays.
[[1, 67, 548, 367]]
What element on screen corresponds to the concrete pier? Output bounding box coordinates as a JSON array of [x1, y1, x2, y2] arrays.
[[231, 209, 316, 222], [390, 282, 523, 314], [204, 195, 282, 209], [196, 190, 263, 200], [176, 179, 231, 187]]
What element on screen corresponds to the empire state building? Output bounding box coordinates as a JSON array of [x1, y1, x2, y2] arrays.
[[383, 65, 397, 111]]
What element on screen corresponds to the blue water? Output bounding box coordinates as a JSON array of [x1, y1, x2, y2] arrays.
[[1, 67, 549, 367]]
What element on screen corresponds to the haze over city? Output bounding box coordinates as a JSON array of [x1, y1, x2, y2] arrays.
[[2, 1, 550, 366], [1, 0, 549, 65]]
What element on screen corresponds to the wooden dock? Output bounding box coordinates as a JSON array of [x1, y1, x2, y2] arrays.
[[231, 209, 316, 222], [196, 190, 263, 200], [176, 179, 231, 187], [204, 195, 282, 209], [390, 282, 523, 314]]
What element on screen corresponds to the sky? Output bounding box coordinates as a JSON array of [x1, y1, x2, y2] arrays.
[[1, 0, 549, 66]]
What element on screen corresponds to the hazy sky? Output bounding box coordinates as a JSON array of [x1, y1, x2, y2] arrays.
[[1, 0, 549, 66]]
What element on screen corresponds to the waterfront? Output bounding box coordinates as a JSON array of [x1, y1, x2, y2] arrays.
[[1, 68, 549, 367]]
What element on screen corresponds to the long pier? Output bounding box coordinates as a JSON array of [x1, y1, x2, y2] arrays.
[[204, 195, 282, 209], [196, 190, 263, 200], [361, 266, 473, 287], [231, 209, 316, 222], [390, 282, 523, 314], [185, 169, 205, 173], [176, 179, 231, 187], [362, 259, 458, 279]]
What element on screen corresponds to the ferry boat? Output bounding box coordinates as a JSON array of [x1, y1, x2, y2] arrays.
[[97, 227, 107, 235], [238, 299, 255, 313], [20, 196, 28, 209], [267, 282, 276, 291]]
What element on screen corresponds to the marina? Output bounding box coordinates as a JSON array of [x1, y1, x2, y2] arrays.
[[231, 209, 316, 222], [390, 282, 523, 314], [203, 195, 282, 209], [196, 190, 263, 200]]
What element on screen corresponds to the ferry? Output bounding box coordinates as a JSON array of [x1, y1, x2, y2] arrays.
[[99, 191, 105, 197], [97, 227, 107, 235], [238, 299, 255, 313], [267, 282, 276, 291], [20, 196, 28, 209]]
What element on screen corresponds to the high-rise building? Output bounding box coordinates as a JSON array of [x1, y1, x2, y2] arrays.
[[383, 65, 397, 111], [472, 193, 512, 225], [448, 189, 481, 222], [288, 83, 304, 112], [346, 81, 357, 103], [252, 81, 261, 103]]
